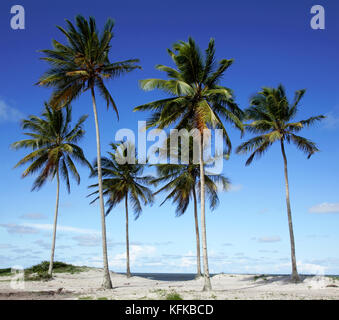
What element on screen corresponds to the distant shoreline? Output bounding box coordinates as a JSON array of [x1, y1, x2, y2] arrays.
[[116, 272, 339, 282]]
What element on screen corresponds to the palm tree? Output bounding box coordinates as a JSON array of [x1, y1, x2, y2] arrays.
[[151, 162, 230, 278], [88, 143, 154, 277], [12, 104, 91, 276], [134, 37, 243, 290], [236, 85, 325, 282], [37, 15, 141, 288]]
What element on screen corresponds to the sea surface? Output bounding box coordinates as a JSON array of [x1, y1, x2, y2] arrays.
[[116, 272, 339, 282], [118, 273, 216, 281]]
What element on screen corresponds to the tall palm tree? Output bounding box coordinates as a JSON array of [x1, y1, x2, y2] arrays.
[[89, 143, 154, 277], [134, 37, 243, 290], [37, 15, 141, 288], [12, 104, 91, 276], [236, 85, 325, 282], [151, 162, 230, 278]]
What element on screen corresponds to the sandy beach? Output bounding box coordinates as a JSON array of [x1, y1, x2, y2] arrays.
[[0, 268, 338, 300]]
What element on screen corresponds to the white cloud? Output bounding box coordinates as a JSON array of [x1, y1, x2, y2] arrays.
[[0, 244, 15, 249], [109, 245, 156, 268], [20, 213, 47, 220], [60, 202, 73, 208], [72, 235, 141, 248], [34, 239, 51, 250], [309, 202, 339, 214], [259, 249, 279, 254], [23, 223, 100, 235], [257, 208, 269, 214], [179, 252, 196, 268], [323, 111, 339, 129], [0, 223, 39, 235], [222, 243, 233, 246], [0, 100, 24, 122], [306, 234, 329, 238], [228, 184, 243, 192], [72, 234, 102, 247], [298, 261, 326, 275], [256, 236, 281, 243]]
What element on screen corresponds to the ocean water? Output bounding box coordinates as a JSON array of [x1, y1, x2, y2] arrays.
[[117, 273, 216, 281], [116, 272, 339, 281]]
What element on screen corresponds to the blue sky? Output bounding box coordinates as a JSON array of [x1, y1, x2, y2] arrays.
[[0, 0, 339, 275]]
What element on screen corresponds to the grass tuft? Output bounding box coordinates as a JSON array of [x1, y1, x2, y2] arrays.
[[253, 274, 268, 282], [165, 291, 183, 300], [78, 296, 93, 300]]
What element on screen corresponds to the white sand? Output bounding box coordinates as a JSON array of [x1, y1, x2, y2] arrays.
[[0, 269, 338, 300]]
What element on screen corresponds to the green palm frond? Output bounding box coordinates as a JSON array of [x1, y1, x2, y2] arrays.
[[151, 160, 230, 216], [88, 142, 153, 219], [38, 15, 141, 112], [237, 85, 325, 164], [134, 37, 243, 154], [12, 104, 91, 192]]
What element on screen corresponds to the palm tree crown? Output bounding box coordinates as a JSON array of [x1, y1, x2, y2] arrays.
[[12, 104, 91, 190], [152, 163, 229, 216], [236, 85, 325, 164], [134, 37, 243, 150], [37, 15, 141, 114], [89, 143, 154, 217]]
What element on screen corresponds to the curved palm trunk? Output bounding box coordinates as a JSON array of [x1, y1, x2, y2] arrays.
[[48, 168, 60, 276], [199, 135, 212, 291], [125, 194, 131, 278], [91, 88, 113, 289], [192, 186, 202, 278], [280, 140, 300, 283]]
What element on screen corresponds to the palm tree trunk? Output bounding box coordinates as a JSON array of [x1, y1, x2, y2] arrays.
[[48, 168, 60, 276], [199, 135, 212, 291], [125, 193, 131, 278], [280, 140, 300, 283], [91, 87, 113, 289], [192, 186, 202, 278]]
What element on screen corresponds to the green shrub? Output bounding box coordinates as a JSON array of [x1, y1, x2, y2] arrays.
[[21, 261, 87, 281], [0, 268, 12, 277], [253, 274, 268, 281], [79, 296, 93, 300], [25, 261, 86, 275], [166, 292, 183, 300], [25, 272, 52, 281]]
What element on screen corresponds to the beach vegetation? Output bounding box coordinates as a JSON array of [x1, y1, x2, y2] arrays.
[[0, 268, 12, 277], [165, 291, 183, 300]]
